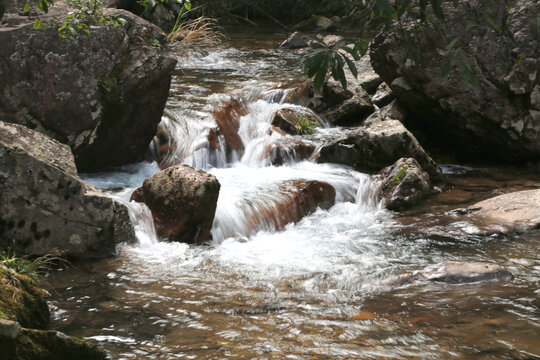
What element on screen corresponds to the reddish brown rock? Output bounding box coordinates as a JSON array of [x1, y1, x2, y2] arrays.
[[212, 99, 248, 156], [140, 165, 220, 244], [246, 180, 335, 231]]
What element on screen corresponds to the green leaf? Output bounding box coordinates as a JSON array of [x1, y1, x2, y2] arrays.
[[184, 1, 191, 10], [483, 11, 500, 32], [353, 40, 369, 56], [465, 21, 479, 32], [430, 0, 444, 19], [340, 46, 361, 61], [344, 55, 358, 79], [313, 57, 329, 90], [439, 63, 452, 78], [445, 37, 459, 50], [37, 0, 48, 13], [23, 3, 31, 11], [33, 19, 42, 30]]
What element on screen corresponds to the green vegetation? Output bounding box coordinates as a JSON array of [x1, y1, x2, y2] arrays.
[[0, 250, 65, 283], [390, 165, 409, 186], [295, 115, 318, 135]]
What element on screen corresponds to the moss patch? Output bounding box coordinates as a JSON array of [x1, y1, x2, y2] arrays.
[[0, 266, 50, 329], [0, 328, 106, 360]]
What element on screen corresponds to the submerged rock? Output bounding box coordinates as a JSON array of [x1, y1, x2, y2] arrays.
[[317, 118, 442, 181], [469, 189, 540, 232], [135, 165, 220, 244], [377, 158, 430, 211], [0, 6, 176, 171], [387, 261, 513, 287], [369, 0, 540, 164], [0, 121, 120, 258]]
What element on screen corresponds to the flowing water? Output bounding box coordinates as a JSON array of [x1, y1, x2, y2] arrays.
[[48, 28, 540, 359]]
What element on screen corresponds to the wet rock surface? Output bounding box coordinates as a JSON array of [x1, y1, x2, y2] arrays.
[[369, 0, 540, 163], [0, 121, 118, 258], [135, 165, 221, 244], [317, 118, 442, 181], [469, 189, 540, 232], [387, 261, 514, 287], [0, 5, 176, 171], [270, 108, 323, 135], [245, 180, 336, 232], [213, 99, 248, 158], [377, 157, 430, 211]]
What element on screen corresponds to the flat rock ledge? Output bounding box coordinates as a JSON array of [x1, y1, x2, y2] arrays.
[[469, 189, 540, 232]]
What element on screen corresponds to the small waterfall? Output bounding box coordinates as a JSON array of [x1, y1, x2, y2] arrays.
[[115, 196, 159, 247]]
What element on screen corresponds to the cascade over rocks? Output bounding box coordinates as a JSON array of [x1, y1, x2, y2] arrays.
[[132, 165, 220, 244], [369, 0, 540, 163], [386, 261, 514, 287], [317, 117, 442, 181], [377, 157, 431, 211], [245, 180, 336, 234], [0, 5, 176, 172], [0, 121, 127, 258], [212, 99, 248, 159]]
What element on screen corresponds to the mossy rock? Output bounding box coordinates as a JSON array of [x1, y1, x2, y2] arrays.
[[0, 266, 50, 329], [0, 328, 106, 360]]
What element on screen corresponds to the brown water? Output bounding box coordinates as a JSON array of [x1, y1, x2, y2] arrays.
[[48, 28, 540, 359]]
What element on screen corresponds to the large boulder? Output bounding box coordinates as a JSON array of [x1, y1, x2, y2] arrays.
[[377, 157, 430, 211], [369, 0, 540, 163], [317, 118, 442, 181], [0, 5, 176, 171], [270, 108, 323, 135], [469, 189, 540, 232], [132, 165, 221, 243], [0, 121, 120, 257], [386, 261, 513, 287]]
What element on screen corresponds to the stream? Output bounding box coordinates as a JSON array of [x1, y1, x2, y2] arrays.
[[47, 27, 540, 359]]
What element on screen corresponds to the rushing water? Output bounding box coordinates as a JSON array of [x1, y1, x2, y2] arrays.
[[48, 28, 540, 359]]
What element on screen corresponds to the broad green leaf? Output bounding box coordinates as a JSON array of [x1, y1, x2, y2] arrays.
[[353, 40, 369, 56], [313, 58, 329, 90], [340, 46, 361, 61], [344, 55, 358, 79], [23, 3, 31, 11], [33, 19, 42, 30], [184, 1, 191, 10]]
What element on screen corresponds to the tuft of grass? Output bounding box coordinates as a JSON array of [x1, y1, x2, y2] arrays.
[[167, 15, 224, 56], [389, 165, 409, 186], [295, 115, 317, 135], [0, 250, 67, 283]]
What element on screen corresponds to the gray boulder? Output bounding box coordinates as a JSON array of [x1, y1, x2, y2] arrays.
[[317, 118, 442, 181], [279, 32, 309, 49], [0, 5, 176, 172], [0, 121, 122, 257], [377, 157, 430, 211], [369, 0, 540, 163]]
